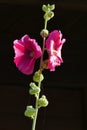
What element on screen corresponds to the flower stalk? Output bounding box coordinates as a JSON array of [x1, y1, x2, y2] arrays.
[[31, 4, 55, 130], [32, 14, 47, 130], [32, 80, 41, 130]]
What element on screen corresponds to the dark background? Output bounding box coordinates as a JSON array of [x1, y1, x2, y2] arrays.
[[0, 0, 87, 130]]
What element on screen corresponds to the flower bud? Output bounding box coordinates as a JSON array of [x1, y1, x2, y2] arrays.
[[49, 4, 55, 11], [29, 82, 40, 96], [33, 70, 44, 83], [42, 4, 55, 12], [40, 29, 49, 38], [24, 106, 36, 119], [38, 95, 49, 108], [44, 11, 54, 21], [42, 5, 48, 12]]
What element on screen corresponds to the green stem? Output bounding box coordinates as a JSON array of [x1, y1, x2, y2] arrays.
[[32, 81, 41, 130], [40, 37, 46, 71], [32, 17, 48, 130], [32, 108, 38, 130], [44, 19, 47, 29], [40, 19, 48, 71]]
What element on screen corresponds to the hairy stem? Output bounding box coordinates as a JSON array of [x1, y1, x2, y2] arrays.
[[40, 19, 48, 71], [32, 16, 48, 130], [32, 81, 41, 130]]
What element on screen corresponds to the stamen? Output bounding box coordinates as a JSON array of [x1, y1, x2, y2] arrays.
[[53, 50, 58, 55]]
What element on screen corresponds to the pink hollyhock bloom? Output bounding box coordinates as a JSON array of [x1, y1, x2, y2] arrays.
[[13, 35, 42, 75], [46, 30, 66, 71]]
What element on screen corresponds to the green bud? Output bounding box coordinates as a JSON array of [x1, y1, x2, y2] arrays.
[[24, 106, 36, 119], [40, 29, 49, 38], [30, 82, 37, 88], [30, 82, 39, 90], [29, 82, 40, 96], [33, 70, 44, 83], [38, 95, 49, 108], [48, 4, 55, 11], [42, 4, 55, 12], [44, 11, 54, 21], [42, 5, 48, 12]]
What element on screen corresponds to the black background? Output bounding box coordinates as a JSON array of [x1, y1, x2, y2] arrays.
[[0, 0, 87, 130]]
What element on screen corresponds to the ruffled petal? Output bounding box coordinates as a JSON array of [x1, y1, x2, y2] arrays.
[[14, 55, 35, 75], [13, 34, 42, 75], [13, 40, 25, 57], [46, 30, 66, 71]]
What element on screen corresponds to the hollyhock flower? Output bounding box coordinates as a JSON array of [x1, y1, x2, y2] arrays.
[[46, 30, 66, 71], [13, 35, 42, 75]]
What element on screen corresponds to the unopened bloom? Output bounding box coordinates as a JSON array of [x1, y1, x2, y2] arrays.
[[46, 30, 66, 71], [13, 35, 42, 75]]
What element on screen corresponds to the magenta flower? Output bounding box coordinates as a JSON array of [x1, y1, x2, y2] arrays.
[[46, 30, 66, 71], [13, 35, 42, 75]]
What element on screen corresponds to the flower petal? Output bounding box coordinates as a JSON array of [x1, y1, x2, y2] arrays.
[[13, 40, 25, 57], [13, 34, 42, 75], [46, 30, 66, 71]]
